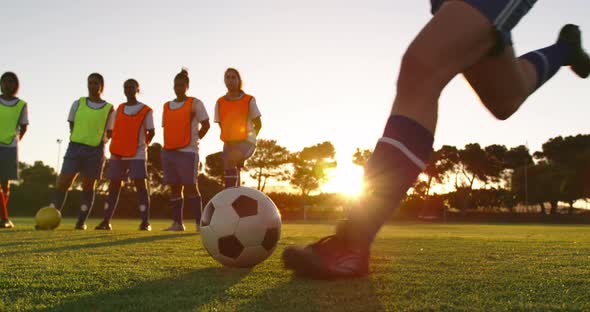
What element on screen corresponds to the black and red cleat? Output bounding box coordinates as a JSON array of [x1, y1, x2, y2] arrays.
[[283, 221, 370, 280]]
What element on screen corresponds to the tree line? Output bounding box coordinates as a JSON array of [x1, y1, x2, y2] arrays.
[[8, 134, 590, 220]]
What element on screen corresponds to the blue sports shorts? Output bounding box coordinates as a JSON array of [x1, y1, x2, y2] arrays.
[[60, 141, 105, 179], [106, 158, 147, 181], [430, 0, 537, 54], [0, 147, 18, 181], [161, 150, 198, 185]]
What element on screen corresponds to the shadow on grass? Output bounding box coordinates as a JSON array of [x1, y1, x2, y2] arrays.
[[236, 275, 385, 312], [1, 233, 189, 256], [39, 267, 250, 312], [0, 232, 139, 249]]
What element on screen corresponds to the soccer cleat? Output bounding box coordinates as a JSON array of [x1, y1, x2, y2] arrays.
[[95, 221, 112, 231], [283, 221, 370, 280], [0, 219, 14, 229], [74, 222, 87, 230], [558, 24, 590, 78], [163, 222, 185, 232], [139, 221, 152, 231]]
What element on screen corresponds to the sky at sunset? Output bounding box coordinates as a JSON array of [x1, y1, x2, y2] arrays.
[[2, 0, 589, 193]]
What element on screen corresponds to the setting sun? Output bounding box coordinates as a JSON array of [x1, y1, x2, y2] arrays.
[[321, 161, 365, 197]]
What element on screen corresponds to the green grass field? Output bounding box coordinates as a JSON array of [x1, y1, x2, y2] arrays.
[[1, 219, 589, 312]]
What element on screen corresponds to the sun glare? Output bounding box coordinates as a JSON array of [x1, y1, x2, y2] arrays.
[[321, 162, 365, 197]]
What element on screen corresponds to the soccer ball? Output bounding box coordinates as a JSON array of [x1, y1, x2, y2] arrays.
[[200, 187, 281, 268], [35, 206, 61, 230]]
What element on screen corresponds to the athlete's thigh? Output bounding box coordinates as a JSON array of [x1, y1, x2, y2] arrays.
[[406, 1, 497, 83]]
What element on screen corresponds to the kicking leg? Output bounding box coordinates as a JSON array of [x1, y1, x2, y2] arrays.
[[283, 0, 507, 279], [349, 0, 500, 244], [465, 24, 590, 120]]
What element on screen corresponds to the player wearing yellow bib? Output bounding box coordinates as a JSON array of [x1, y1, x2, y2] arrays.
[[0, 72, 29, 229], [49, 73, 115, 230]]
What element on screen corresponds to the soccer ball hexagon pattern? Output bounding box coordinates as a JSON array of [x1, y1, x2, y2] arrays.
[[200, 187, 281, 267]]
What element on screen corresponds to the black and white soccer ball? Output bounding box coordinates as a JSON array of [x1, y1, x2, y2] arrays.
[[200, 186, 281, 267]]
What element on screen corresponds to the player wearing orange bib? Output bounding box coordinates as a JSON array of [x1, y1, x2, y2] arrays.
[[162, 69, 210, 231], [215, 68, 262, 188], [95, 79, 155, 231]]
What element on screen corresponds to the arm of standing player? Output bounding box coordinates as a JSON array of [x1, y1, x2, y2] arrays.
[[19, 124, 28, 140], [253, 117, 261, 136], [146, 129, 155, 144], [105, 108, 115, 140], [198, 120, 210, 139]]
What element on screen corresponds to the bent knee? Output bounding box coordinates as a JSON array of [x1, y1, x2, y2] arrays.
[[481, 95, 527, 120], [397, 48, 451, 97]]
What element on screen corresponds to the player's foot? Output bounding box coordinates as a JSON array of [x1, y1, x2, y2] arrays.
[[163, 222, 185, 232], [95, 220, 112, 231], [282, 221, 370, 280], [0, 219, 14, 229], [558, 24, 590, 78], [74, 222, 87, 230], [139, 221, 151, 231]]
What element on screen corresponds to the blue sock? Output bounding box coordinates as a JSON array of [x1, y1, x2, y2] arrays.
[[53, 190, 67, 211], [138, 188, 150, 223], [224, 168, 238, 188], [520, 42, 571, 90], [349, 115, 434, 245], [185, 196, 202, 225], [103, 186, 121, 222], [78, 190, 95, 224], [169, 197, 183, 224]]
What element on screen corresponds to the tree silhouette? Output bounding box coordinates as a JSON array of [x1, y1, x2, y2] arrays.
[[245, 139, 291, 192], [147, 143, 165, 194], [352, 148, 372, 167], [205, 152, 224, 185], [290, 141, 337, 196], [20, 161, 57, 188]]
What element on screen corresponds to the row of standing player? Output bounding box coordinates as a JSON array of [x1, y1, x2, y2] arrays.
[[0, 68, 262, 231]]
